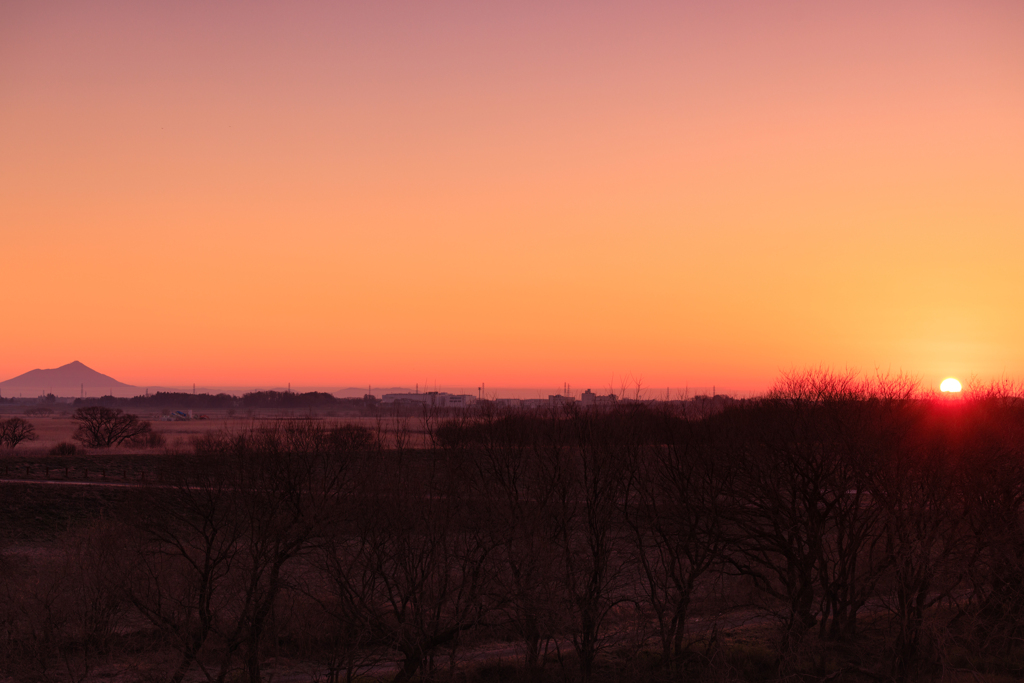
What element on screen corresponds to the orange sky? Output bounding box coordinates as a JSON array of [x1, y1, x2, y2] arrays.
[[2, 1, 1023, 392]]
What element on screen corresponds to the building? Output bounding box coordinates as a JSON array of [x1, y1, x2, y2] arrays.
[[581, 389, 618, 408], [444, 394, 475, 408], [548, 394, 575, 408]]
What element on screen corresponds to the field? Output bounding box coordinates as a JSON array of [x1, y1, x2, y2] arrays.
[[0, 410, 433, 453]]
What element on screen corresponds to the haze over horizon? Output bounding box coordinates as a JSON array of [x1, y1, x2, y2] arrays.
[[0, 360, 748, 400], [3, 1, 1022, 392]]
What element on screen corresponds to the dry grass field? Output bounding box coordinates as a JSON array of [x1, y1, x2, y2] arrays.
[[0, 416, 228, 454], [0, 413, 414, 452]]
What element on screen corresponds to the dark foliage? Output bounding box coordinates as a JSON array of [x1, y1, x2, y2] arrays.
[[70, 390, 377, 414], [240, 390, 339, 408], [73, 391, 239, 410], [23, 405, 54, 416], [126, 429, 166, 449]]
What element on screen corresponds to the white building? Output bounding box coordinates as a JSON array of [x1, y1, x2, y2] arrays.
[[444, 394, 476, 408]]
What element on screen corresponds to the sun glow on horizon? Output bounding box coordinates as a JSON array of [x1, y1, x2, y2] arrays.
[[940, 378, 963, 393]]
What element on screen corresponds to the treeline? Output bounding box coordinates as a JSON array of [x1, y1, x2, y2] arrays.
[[3, 372, 1024, 682], [70, 390, 377, 412]]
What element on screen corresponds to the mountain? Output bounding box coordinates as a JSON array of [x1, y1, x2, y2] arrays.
[[0, 361, 136, 397]]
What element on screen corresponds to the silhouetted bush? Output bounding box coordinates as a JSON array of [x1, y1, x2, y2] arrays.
[[126, 430, 166, 449], [49, 442, 78, 456], [328, 423, 374, 451], [24, 406, 54, 416], [241, 390, 340, 409]]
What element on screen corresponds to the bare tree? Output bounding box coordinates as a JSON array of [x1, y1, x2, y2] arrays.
[[551, 407, 632, 683], [721, 405, 834, 651], [119, 450, 247, 683], [721, 370, 869, 652], [957, 392, 1024, 661], [319, 447, 497, 683], [121, 420, 355, 683], [1, 522, 124, 683], [210, 421, 356, 683], [865, 397, 981, 680], [812, 375, 918, 641], [623, 405, 728, 669], [72, 406, 152, 448], [0, 417, 37, 449], [465, 407, 564, 681]]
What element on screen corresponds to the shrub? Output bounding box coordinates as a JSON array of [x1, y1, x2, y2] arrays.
[[328, 423, 374, 451], [727, 643, 778, 681], [24, 406, 54, 416], [50, 442, 78, 456], [127, 430, 166, 449]]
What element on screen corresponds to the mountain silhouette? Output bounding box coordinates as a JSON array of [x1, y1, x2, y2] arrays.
[[0, 361, 135, 396]]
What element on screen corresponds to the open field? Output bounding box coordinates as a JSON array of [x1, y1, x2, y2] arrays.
[[0, 414, 422, 452], [0, 415, 242, 452], [0, 480, 132, 543]]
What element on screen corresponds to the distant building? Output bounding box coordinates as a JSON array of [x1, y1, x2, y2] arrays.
[[493, 398, 522, 409], [548, 394, 575, 408], [444, 394, 475, 408], [581, 389, 617, 408]]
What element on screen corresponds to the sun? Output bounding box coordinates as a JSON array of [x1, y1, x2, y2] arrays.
[[940, 378, 962, 393]]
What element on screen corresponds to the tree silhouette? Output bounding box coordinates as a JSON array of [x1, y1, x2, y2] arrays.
[[0, 417, 37, 449], [71, 407, 152, 448]]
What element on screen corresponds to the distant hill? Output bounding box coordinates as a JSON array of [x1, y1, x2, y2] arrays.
[[0, 361, 135, 397]]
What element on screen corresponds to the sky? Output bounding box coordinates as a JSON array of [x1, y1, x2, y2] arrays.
[[2, 0, 1023, 393]]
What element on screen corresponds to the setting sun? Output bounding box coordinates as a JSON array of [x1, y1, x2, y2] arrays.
[[940, 378, 963, 393]]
